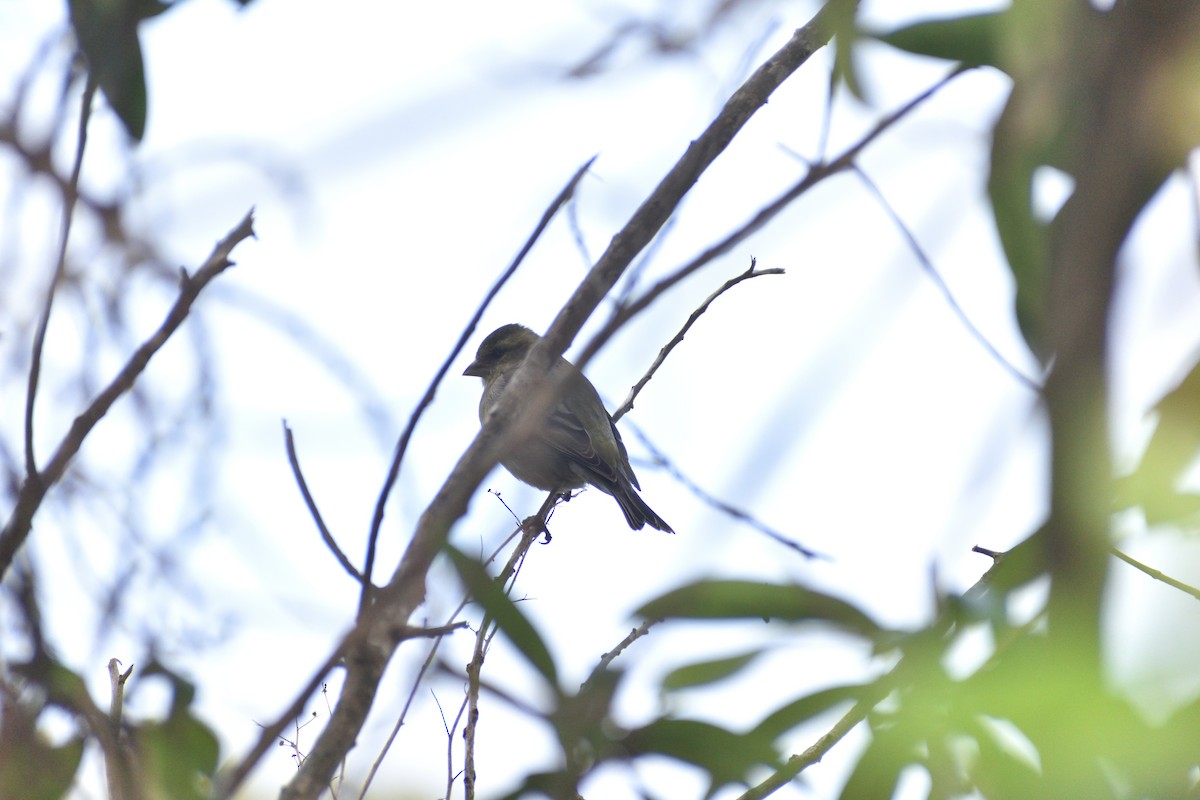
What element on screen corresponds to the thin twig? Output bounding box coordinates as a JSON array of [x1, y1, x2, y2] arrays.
[[0, 209, 256, 582], [613, 257, 783, 421], [575, 64, 970, 371], [105, 658, 134, 800], [566, 193, 592, 269], [736, 684, 889, 800], [278, 7, 850, 796], [358, 524, 530, 800], [590, 618, 662, 678], [737, 544, 1051, 800], [25, 77, 96, 479], [283, 421, 367, 587], [625, 420, 824, 559], [850, 164, 1042, 393], [358, 627, 461, 800], [215, 641, 348, 799], [1110, 546, 1200, 602], [461, 525, 541, 800], [816, 57, 836, 163], [359, 157, 597, 617]]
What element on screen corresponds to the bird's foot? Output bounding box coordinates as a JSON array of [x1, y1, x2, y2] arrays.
[[521, 514, 552, 544]]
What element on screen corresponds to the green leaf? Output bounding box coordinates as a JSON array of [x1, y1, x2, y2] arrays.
[[67, 0, 175, 140], [967, 716, 1042, 798], [836, 723, 912, 800], [0, 698, 84, 800], [660, 649, 765, 691], [493, 771, 577, 800], [137, 716, 220, 800], [753, 683, 865, 741], [825, 0, 867, 102], [552, 667, 622, 753], [447, 546, 558, 684], [621, 718, 778, 795], [11, 654, 90, 708], [988, 108, 1050, 360], [1118, 352, 1200, 524], [873, 12, 1008, 69], [135, 662, 220, 799], [636, 580, 884, 642]]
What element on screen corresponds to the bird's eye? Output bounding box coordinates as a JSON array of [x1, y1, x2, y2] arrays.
[[486, 347, 503, 361]]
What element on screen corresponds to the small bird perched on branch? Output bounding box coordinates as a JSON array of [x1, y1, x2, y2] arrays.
[[464, 323, 673, 533]]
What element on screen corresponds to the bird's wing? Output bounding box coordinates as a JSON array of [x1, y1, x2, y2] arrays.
[[541, 372, 630, 489]]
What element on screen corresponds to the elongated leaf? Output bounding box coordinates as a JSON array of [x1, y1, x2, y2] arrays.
[[874, 12, 1007, 69], [753, 683, 865, 741], [837, 724, 911, 800], [989, 101, 1050, 360], [67, 0, 164, 140], [661, 649, 765, 691], [447, 546, 558, 684], [493, 771, 575, 800], [636, 580, 884, 642], [621, 718, 778, 793], [968, 716, 1042, 798], [1118, 352, 1200, 524], [825, 0, 866, 102]]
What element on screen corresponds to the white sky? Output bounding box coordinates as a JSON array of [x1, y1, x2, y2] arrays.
[[4, 1, 1200, 798]]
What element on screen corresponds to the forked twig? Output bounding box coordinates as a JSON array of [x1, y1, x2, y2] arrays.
[[613, 257, 784, 422], [575, 64, 971, 371], [272, 6, 852, 797], [359, 157, 597, 616]]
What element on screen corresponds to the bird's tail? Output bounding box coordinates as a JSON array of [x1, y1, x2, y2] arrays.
[[613, 485, 674, 533]]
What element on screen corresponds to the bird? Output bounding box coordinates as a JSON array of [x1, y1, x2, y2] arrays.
[[463, 323, 673, 533]]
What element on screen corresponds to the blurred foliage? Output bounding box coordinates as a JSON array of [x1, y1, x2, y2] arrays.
[[65, 0, 255, 140], [456, 2, 1200, 798], [4, 0, 1200, 798]]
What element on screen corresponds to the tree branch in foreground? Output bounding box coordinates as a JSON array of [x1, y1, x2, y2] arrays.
[[272, 5, 849, 798]]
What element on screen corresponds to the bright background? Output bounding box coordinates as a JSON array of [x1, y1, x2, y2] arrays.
[[3, 0, 1200, 798]]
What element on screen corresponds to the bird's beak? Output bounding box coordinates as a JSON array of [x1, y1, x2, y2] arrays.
[[463, 360, 485, 378]]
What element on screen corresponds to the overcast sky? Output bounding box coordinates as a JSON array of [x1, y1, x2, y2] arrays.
[[5, 1, 1200, 798]]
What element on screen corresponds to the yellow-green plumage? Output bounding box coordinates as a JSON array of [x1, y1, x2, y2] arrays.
[[463, 324, 673, 533]]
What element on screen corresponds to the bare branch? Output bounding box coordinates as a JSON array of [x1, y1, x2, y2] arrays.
[[214, 640, 347, 799], [25, 77, 96, 479], [589, 618, 661, 678], [850, 164, 1041, 393], [359, 514, 536, 800], [625, 420, 823, 559], [0, 209, 256, 582], [1110, 546, 1200, 603], [278, 6, 848, 797], [359, 156, 597, 615], [462, 526, 542, 800], [105, 658, 134, 800], [613, 257, 784, 421], [576, 64, 970, 370], [283, 421, 367, 587]]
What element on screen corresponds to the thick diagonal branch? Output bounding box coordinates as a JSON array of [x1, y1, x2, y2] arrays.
[[274, 5, 852, 799]]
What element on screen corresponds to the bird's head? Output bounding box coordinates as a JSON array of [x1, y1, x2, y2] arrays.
[[463, 323, 539, 381]]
